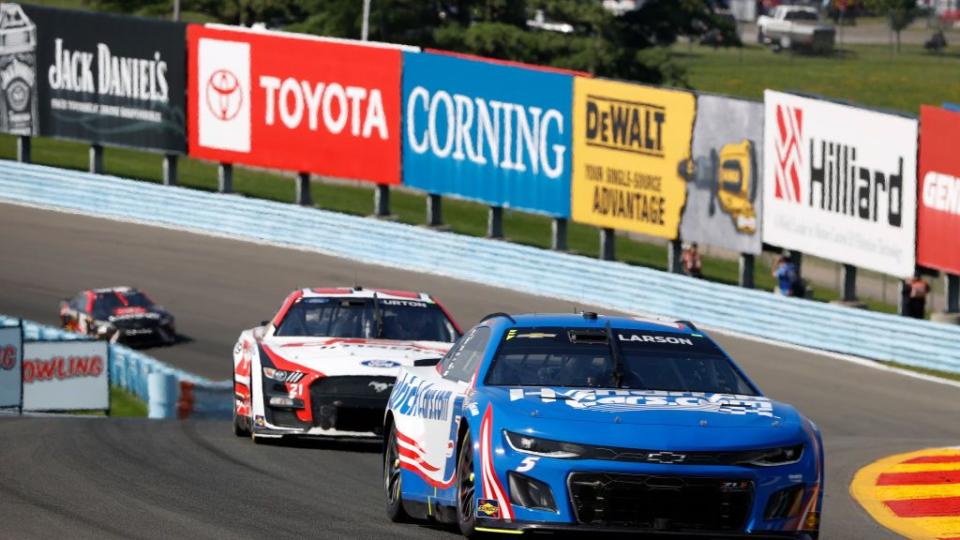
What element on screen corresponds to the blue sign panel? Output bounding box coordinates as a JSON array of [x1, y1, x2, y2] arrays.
[[402, 52, 573, 217]]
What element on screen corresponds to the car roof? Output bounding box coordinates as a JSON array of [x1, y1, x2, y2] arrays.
[[298, 287, 436, 302], [484, 313, 697, 334], [85, 286, 139, 294]]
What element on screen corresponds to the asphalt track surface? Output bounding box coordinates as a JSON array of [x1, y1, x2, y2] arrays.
[[1, 202, 959, 539]]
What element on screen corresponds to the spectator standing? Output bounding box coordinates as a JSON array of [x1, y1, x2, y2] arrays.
[[773, 253, 803, 297], [682, 242, 703, 278], [904, 272, 931, 319]]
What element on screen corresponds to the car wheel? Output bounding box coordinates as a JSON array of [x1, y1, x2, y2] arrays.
[[232, 392, 249, 437], [384, 423, 411, 522], [457, 432, 483, 538]]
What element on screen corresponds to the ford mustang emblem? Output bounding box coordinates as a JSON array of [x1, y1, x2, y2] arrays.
[[369, 381, 393, 393]]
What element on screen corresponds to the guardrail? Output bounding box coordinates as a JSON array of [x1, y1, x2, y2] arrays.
[[2, 160, 960, 375], [0, 314, 230, 418]]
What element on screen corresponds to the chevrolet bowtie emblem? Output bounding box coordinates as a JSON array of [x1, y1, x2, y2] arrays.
[[646, 451, 687, 464]]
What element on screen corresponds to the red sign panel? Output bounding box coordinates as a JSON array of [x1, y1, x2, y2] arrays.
[[918, 105, 960, 274], [188, 25, 404, 184]]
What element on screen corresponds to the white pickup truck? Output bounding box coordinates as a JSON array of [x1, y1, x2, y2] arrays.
[[757, 5, 835, 54]]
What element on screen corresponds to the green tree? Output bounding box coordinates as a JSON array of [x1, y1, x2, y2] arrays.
[[865, 0, 918, 53]]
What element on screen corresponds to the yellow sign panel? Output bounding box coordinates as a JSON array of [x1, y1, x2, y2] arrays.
[[571, 78, 696, 239]]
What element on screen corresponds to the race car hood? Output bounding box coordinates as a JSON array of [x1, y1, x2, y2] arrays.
[[258, 336, 451, 376], [486, 387, 808, 450]]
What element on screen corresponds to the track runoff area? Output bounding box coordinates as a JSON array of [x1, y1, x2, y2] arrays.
[[1, 202, 960, 539]]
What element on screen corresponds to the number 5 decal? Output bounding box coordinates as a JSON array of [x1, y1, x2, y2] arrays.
[[517, 457, 539, 473]]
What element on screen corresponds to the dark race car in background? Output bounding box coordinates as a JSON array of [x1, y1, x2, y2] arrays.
[[60, 286, 177, 347], [233, 287, 461, 442]]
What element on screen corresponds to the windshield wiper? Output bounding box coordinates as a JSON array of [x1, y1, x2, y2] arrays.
[[605, 322, 628, 389], [372, 292, 384, 338]]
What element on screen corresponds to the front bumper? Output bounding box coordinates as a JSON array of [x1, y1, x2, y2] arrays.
[[474, 519, 815, 538], [256, 375, 395, 439]]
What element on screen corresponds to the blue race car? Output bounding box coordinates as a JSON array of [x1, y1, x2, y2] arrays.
[[382, 312, 823, 538]]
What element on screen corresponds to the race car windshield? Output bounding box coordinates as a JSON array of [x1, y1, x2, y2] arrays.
[[275, 297, 458, 342], [93, 291, 155, 319], [485, 327, 757, 395]]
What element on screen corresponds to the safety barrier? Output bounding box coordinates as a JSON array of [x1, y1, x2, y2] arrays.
[[2, 161, 960, 375], [0, 314, 230, 418]]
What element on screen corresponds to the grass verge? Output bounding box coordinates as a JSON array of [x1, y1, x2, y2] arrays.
[[110, 386, 148, 417], [671, 42, 960, 114]]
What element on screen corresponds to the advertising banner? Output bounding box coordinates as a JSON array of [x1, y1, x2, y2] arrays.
[[918, 105, 960, 275], [3, 4, 187, 152], [570, 78, 696, 238], [762, 91, 917, 277], [22, 341, 109, 411], [0, 326, 22, 408], [189, 24, 406, 184], [402, 51, 573, 216], [679, 95, 763, 254]]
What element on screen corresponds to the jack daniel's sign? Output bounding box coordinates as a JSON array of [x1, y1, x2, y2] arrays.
[[6, 4, 186, 153]]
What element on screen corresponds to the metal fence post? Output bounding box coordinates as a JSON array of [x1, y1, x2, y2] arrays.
[[739, 253, 755, 289], [600, 228, 615, 261], [295, 172, 312, 206], [551, 218, 567, 251], [16, 136, 30, 163], [218, 163, 233, 193], [89, 144, 104, 174], [374, 184, 390, 217], [667, 240, 683, 273], [946, 274, 959, 313], [841, 264, 858, 302], [487, 206, 503, 239], [162, 154, 178, 186], [426, 194, 442, 227]]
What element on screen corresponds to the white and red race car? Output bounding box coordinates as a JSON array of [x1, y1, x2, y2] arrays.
[[232, 287, 461, 442]]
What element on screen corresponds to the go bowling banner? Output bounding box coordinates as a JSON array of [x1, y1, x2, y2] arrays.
[[4, 4, 187, 152], [762, 91, 917, 277], [22, 341, 109, 412], [0, 326, 23, 409], [188, 24, 409, 185]]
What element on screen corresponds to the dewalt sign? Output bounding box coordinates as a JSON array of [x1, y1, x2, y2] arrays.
[[571, 78, 696, 238]]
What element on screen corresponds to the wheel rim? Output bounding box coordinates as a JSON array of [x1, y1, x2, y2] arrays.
[[385, 431, 402, 505], [458, 440, 475, 522]]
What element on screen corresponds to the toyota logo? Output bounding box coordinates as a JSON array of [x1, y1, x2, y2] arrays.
[[205, 69, 243, 121]]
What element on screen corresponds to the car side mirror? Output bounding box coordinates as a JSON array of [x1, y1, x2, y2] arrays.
[[414, 358, 442, 367], [260, 320, 270, 327]]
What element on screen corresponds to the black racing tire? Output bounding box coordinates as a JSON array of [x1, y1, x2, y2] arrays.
[[249, 375, 262, 444], [232, 391, 249, 437], [456, 432, 484, 538], [384, 423, 411, 523]]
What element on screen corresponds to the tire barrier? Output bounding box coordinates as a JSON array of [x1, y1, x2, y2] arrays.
[[2, 161, 960, 375]]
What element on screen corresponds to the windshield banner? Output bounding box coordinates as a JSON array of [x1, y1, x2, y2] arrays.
[[4, 4, 187, 152], [917, 105, 960, 275], [188, 24, 406, 184], [402, 51, 573, 217], [570, 77, 696, 238], [762, 91, 917, 277], [679, 95, 764, 254], [0, 326, 22, 408], [22, 340, 109, 411]]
